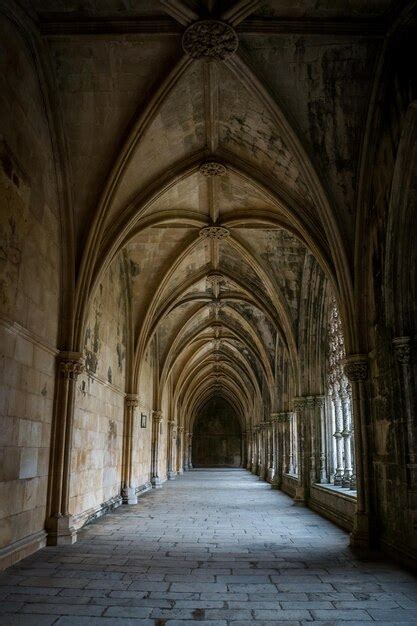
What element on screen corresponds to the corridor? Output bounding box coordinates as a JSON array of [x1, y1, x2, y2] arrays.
[[1, 469, 417, 625]]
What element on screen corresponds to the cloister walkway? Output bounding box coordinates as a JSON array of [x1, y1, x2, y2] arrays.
[[1, 469, 417, 625]]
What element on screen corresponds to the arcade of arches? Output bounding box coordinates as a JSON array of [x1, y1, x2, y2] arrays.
[[1, 0, 417, 576]]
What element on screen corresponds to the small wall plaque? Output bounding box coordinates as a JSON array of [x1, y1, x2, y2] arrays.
[[141, 413, 147, 428]]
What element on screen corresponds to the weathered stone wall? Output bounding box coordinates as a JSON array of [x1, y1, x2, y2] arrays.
[[70, 256, 128, 524], [131, 349, 153, 491], [0, 16, 60, 565], [363, 33, 417, 563]]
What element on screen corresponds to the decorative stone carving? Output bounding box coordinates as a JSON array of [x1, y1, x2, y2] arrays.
[[59, 352, 84, 380], [178, 426, 184, 434], [199, 161, 227, 177], [125, 394, 139, 408], [199, 225, 230, 240], [343, 355, 369, 382], [182, 20, 238, 61], [206, 272, 223, 289], [393, 336, 411, 364], [152, 410, 163, 423], [293, 397, 307, 411]]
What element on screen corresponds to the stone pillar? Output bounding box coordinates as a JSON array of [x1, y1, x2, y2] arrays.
[[266, 421, 275, 483], [393, 337, 417, 493], [270, 414, 280, 488], [151, 410, 163, 488], [177, 426, 184, 474], [246, 429, 252, 470], [167, 420, 177, 480], [186, 432, 193, 469], [317, 397, 328, 484], [331, 385, 344, 486], [122, 394, 139, 504], [343, 354, 371, 549], [46, 352, 84, 545], [258, 423, 266, 479], [251, 426, 259, 474], [293, 397, 310, 505], [340, 380, 353, 487]]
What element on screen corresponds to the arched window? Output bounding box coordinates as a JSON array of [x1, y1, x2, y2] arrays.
[[326, 298, 356, 489]]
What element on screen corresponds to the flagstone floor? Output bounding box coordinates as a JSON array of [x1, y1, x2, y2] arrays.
[[1, 468, 417, 625]]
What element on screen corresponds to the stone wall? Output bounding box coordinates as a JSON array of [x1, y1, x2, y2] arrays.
[[0, 16, 60, 567], [70, 256, 128, 525]]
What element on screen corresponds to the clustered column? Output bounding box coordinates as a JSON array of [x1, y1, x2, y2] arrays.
[[123, 393, 139, 504], [167, 419, 177, 480], [151, 410, 163, 488], [177, 426, 184, 474]]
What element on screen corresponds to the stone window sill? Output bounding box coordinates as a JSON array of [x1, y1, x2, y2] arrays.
[[313, 482, 357, 501]]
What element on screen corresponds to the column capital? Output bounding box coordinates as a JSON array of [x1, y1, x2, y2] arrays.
[[152, 410, 163, 422], [125, 394, 139, 408], [58, 351, 84, 380], [167, 419, 176, 426], [343, 354, 369, 382], [178, 426, 184, 433], [392, 336, 411, 364], [270, 413, 280, 422]]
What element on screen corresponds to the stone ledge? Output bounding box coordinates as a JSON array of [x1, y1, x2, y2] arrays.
[[313, 482, 357, 501], [309, 484, 356, 532], [0, 529, 47, 571], [74, 494, 123, 530]]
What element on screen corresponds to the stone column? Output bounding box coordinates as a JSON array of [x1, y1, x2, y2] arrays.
[[343, 354, 371, 549], [258, 423, 266, 479], [331, 384, 344, 486], [251, 426, 259, 473], [167, 420, 176, 480], [151, 410, 163, 488], [340, 380, 353, 487], [317, 397, 328, 484], [246, 429, 252, 470], [177, 426, 184, 474], [393, 337, 417, 493], [46, 351, 84, 545], [187, 432, 193, 469], [122, 394, 139, 504], [270, 414, 280, 488], [266, 421, 274, 483], [293, 397, 310, 505]]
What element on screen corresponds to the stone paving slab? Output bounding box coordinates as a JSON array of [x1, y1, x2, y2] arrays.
[[1, 469, 417, 624]]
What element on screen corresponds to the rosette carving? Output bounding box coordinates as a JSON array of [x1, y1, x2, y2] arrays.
[[199, 161, 227, 177], [182, 20, 238, 61], [199, 226, 230, 240]]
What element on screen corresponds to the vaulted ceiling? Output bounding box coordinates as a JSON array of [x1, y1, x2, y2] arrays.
[[25, 0, 399, 424]]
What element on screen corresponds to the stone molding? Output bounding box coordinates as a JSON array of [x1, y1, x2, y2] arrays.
[[199, 161, 227, 177], [199, 225, 230, 240], [182, 20, 238, 61], [58, 352, 84, 380], [392, 336, 411, 364], [343, 354, 369, 382]]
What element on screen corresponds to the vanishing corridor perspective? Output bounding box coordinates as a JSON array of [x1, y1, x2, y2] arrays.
[[1, 470, 417, 624], [1, 0, 417, 615]]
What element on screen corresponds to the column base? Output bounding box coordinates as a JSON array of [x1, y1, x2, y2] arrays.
[[122, 486, 138, 505], [350, 511, 371, 550], [177, 468, 184, 475], [151, 476, 163, 489], [293, 486, 307, 506], [267, 467, 275, 483], [167, 470, 176, 480], [46, 514, 77, 546], [271, 474, 281, 489]]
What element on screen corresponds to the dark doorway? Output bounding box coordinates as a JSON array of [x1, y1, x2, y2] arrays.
[[192, 397, 242, 467]]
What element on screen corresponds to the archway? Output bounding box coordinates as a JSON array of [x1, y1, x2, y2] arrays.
[[192, 397, 242, 467]]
